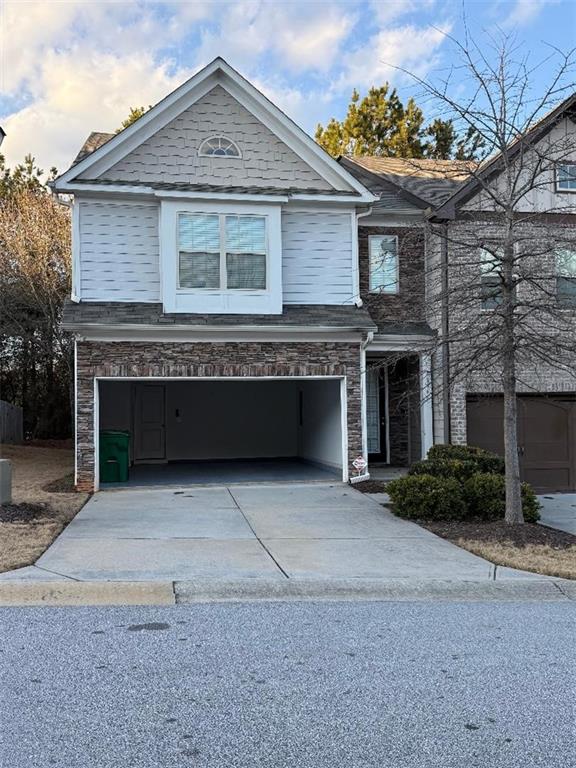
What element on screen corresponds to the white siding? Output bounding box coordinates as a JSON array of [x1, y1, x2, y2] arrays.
[[282, 210, 355, 304], [78, 200, 160, 302]]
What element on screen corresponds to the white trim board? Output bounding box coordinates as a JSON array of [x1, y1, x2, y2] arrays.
[[70, 328, 369, 343], [53, 58, 376, 202]]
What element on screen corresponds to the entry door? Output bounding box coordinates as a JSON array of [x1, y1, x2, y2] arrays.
[[134, 384, 166, 461]]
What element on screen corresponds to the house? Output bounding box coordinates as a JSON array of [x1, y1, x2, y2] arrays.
[[342, 97, 576, 492], [53, 58, 575, 493]]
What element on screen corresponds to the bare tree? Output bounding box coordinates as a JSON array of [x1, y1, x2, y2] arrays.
[[392, 31, 576, 522]]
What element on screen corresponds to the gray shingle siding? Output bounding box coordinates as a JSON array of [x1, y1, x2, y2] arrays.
[[92, 85, 335, 191]]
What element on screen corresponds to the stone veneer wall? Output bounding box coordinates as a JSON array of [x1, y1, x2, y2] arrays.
[[76, 340, 363, 491]]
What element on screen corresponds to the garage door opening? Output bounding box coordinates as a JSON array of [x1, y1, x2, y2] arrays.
[[96, 378, 345, 488]]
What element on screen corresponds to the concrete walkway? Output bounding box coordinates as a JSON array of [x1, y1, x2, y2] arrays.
[[2, 483, 550, 584], [538, 493, 576, 535]]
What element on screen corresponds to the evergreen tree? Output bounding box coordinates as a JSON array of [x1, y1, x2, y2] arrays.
[[116, 106, 151, 133]]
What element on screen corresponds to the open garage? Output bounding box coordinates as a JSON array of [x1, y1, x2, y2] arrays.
[[96, 378, 346, 488], [467, 394, 576, 492]]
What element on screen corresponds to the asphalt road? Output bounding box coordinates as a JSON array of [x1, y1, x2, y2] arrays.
[[0, 601, 573, 768]]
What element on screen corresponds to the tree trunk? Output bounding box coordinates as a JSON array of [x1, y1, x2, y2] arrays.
[[502, 360, 523, 523]]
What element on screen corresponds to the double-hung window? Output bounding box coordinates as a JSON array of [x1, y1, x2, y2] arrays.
[[368, 234, 399, 293], [557, 250, 576, 307], [556, 163, 576, 192], [479, 245, 503, 309], [178, 213, 267, 291]]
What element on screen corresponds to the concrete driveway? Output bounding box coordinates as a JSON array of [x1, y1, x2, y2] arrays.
[[538, 494, 576, 534], [29, 483, 502, 582]]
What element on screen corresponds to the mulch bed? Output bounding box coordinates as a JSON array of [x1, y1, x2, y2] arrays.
[[42, 473, 76, 493], [0, 502, 57, 524], [352, 480, 389, 494], [421, 520, 576, 550]]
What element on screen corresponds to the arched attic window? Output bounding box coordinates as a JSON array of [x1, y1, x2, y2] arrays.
[[198, 136, 241, 158]]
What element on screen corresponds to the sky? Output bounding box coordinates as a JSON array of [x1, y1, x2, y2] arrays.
[[1, 0, 575, 174]]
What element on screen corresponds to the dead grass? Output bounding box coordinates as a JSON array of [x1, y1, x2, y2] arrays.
[[454, 540, 576, 580], [421, 520, 576, 580], [0, 444, 88, 572]]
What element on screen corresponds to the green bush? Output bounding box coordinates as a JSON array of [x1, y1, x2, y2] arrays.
[[464, 473, 541, 523], [427, 444, 505, 475], [387, 475, 467, 521], [409, 458, 479, 483]]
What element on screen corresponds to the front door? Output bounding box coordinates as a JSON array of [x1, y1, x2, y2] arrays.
[[134, 384, 166, 461]]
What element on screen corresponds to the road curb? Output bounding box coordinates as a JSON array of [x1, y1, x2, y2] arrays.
[[0, 581, 175, 606]]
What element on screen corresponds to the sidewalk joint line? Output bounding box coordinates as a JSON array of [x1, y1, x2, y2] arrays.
[[226, 487, 290, 580], [34, 565, 81, 582]]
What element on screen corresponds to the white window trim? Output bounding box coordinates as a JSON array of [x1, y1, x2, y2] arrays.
[[160, 200, 282, 314], [368, 234, 399, 294], [556, 162, 576, 193], [177, 212, 268, 293], [198, 135, 242, 158]]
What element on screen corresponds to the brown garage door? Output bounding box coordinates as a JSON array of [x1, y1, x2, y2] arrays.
[[467, 395, 576, 492]]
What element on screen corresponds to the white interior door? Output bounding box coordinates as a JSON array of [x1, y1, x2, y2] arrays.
[[135, 383, 166, 461]]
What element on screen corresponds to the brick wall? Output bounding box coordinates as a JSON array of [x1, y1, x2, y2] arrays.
[[358, 225, 426, 329], [75, 340, 363, 491]]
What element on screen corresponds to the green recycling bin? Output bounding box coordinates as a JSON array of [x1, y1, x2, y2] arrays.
[[99, 430, 130, 483]]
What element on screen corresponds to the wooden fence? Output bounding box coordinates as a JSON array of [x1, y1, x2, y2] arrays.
[[0, 400, 23, 444]]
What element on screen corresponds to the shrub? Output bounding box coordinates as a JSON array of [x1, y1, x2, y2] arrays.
[[427, 444, 505, 475], [409, 458, 479, 483], [464, 473, 541, 523], [387, 475, 467, 521]]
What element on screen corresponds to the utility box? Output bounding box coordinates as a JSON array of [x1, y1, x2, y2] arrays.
[[0, 459, 12, 504], [99, 431, 130, 483]]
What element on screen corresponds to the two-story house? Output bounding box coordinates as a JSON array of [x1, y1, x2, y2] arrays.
[[54, 58, 575, 494]]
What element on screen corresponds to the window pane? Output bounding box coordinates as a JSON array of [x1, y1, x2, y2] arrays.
[[479, 246, 502, 274], [481, 275, 502, 309], [557, 164, 576, 190], [369, 236, 398, 293], [179, 252, 220, 289], [558, 276, 576, 307], [557, 250, 576, 277], [226, 215, 266, 254], [178, 213, 220, 253], [226, 253, 266, 289]]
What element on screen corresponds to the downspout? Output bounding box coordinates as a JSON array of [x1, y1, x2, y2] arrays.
[[350, 330, 375, 485], [440, 223, 451, 444], [353, 206, 373, 306]]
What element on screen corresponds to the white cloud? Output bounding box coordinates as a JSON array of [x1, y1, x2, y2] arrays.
[[334, 23, 450, 93], [501, 0, 558, 27], [2, 50, 190, 172], [369, 0, 436, 25]]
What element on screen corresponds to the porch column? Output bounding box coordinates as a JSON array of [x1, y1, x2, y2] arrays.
[[419, 352, 434, 459]]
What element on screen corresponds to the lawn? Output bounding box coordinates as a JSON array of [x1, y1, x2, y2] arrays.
[[0, 443, 88, 573]]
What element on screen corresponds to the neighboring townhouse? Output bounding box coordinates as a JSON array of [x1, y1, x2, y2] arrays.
[[343, 97, 576, 492], [53, 57, 575, 494]]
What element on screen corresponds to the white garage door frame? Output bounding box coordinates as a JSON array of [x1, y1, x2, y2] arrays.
[[92, 375, 349, 491]]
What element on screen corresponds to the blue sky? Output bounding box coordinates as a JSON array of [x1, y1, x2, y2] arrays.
[[1, 0, 575, 173]]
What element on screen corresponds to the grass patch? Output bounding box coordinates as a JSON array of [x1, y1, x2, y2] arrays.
[[421, 520, 576, 580]]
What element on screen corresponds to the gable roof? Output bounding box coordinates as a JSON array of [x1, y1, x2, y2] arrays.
[[432, 91, 576, 219], [342, 156, 474, 208], [54, 58, 375, 202], [73, 131, 113, 165]]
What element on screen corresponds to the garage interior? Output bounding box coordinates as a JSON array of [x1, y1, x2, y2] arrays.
[[97, 378, 344, 486]]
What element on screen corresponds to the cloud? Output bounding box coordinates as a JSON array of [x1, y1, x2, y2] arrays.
[[369, 0, 436, 24], [334, 23, 451, 93], [2, 49, 190, 173], [500, 0, 559, 27]]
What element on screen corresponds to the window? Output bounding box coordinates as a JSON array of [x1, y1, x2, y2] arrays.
[[369, 235, 398, 293], [557, 250, 576, 307], [479, 246, 503, 309], [556, 163, 576, 191], [178, 213, 266, 291], [198, 136, 241, 157]]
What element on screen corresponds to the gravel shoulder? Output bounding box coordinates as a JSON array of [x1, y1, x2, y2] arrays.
[[0, 444, 88, 572]]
